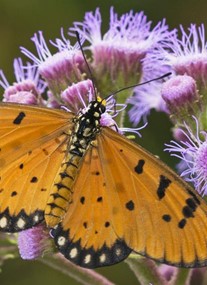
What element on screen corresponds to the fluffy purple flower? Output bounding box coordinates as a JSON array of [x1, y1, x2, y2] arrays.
[[0, 58, 46, 104], [160, 24, 207, 89], [18, 224, 52, 260], [165, 117, 207, 196], [134, 24, 207, 125], [70, 7, 174, 94], [128, 81, 168, 124], [61, 79, 95, 113], [21, 31, 87, 95], [162, 75, 197, 105], [71, 7, 173, 56], [161, 75, 201, 122]]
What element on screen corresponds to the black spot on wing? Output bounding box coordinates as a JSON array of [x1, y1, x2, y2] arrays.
[[105, 221, 110, 227], [178, 218, 186, 229], [97, 196, 103, 202], [51, 224, 132, 268], [187, 188, 201, 205], [42, 148, 49, 156], [30, 176, 38, 183], [134, 159, 145, 174], [11, 191, 17, 197], [41, 188, 47, 192], [80, 196, 85, 204], [178, 197, 198, 227], [182, 205, 194, 218], [157, 175, 171, 200], [13, 112, 26, 125], [125, 200, 135, 211], [83, 222, 88, 229], [186, 198, 197, 211], [19, 163, 24, 169], [162, 214, 171, 222]]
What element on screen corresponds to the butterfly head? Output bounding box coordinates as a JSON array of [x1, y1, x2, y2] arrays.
[[87, 96, 106, 116], [74, 96, 107, 142]]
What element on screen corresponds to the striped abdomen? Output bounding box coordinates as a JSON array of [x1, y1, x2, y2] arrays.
[[45, 152, 83, 227]]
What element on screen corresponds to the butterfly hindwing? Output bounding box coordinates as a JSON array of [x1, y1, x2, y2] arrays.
[[53, 126, 207, 268], [0, 103, 73, 232], [52, 143, 132, 268]]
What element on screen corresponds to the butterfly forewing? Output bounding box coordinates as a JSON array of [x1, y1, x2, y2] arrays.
[[0, 103, 73, 166], [0, 103, 73, 231], [98, 128, 207, 267]]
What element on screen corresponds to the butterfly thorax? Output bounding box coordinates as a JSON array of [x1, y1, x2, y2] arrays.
[[45, 98, 106, 227], [69, 100, 106, 157]]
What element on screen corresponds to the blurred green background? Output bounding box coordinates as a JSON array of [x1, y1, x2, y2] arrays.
[[0, 0, 207, 284]]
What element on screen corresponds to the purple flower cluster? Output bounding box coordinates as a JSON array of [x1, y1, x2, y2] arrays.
[[17, 224, 52, 259]]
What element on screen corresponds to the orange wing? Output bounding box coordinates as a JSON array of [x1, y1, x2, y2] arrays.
[[52, 141, 132, 268], [0, 103, 73, 232], [52, 127, 207, 268]]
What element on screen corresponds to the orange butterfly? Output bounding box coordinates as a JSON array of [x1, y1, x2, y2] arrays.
[[1, 96, 207, 268]]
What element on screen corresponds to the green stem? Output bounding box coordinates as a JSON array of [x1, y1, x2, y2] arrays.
[[172, 269, 191, 285], [114, 90, 132, 128], [125, 256, 168, 285], [40, 254, 115, 285], [0, 245, 19, 260]]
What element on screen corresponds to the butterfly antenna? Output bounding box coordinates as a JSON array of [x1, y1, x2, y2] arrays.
[[105, 72, 172, 100], [75, 31, 97, 99]]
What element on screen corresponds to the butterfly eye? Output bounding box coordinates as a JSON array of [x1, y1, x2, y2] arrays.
[[99, 104, 106, 114]]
